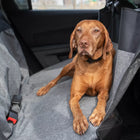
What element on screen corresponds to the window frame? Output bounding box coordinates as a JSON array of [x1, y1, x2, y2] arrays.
[[30, 0, 106, 11]]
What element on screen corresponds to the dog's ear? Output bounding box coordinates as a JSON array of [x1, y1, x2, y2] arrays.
[[69, 29, 77, 59], [103, 26, 113, 60]]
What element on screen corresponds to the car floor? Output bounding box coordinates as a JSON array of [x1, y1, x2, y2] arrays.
[[118, 71, 140, 140], [120, 102, 140, 140]]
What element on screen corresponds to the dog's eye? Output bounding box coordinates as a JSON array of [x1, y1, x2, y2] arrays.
[[76, 27, 82, 33], [94, 28, 100, 33]]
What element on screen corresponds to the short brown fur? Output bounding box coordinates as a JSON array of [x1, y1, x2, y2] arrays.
[[37, 20, 115, 135]]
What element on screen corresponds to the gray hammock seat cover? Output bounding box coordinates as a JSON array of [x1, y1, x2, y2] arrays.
[[0, 8, 139, 140]]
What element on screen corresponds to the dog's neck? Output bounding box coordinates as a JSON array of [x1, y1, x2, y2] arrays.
[[78, 47, 104, 64], [78, 54, 103, 64], [86, 54, 103, 63]]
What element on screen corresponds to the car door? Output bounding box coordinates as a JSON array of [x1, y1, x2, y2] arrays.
[[2, 0, 105, 68]]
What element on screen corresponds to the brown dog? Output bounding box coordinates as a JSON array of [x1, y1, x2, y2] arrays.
[[37, 20, 115, 135]]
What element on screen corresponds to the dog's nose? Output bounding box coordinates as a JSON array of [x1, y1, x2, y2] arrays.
[[79, 39, 89, 48]]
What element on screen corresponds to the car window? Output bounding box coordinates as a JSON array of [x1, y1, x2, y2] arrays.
[[14, 0, 29, 9], [31, 0, 106, 10]]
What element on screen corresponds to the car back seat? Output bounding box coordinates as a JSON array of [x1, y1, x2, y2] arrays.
[[0, 9, 139, 140]]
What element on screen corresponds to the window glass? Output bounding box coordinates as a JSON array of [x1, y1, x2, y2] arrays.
[[14, 0, 29, 9], [31, 0, 106, 10]]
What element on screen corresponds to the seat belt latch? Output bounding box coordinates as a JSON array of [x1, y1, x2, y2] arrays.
[[7, 95, 22, 124], [7, 111, 18, 124]]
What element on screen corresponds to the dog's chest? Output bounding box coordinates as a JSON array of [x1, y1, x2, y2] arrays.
[[84, 71, 102, 88], [75, 57, 112, 90], [76, 64, 104, 88]]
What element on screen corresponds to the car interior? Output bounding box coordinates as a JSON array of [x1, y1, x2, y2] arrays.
[[0, 0, 140, 139]]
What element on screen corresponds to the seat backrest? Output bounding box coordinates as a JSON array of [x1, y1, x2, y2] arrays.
[[119, 8, 140, 53], [0, 10, 29, 138]]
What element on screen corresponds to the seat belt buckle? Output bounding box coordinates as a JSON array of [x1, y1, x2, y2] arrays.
[[11, 95, 22, 107], [7, 95, 22, 124], [7, 111, 18, 124]]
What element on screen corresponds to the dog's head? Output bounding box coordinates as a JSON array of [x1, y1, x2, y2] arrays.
[[69, 20, 113, 60]]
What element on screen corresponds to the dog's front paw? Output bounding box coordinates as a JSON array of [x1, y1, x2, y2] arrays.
[[37, 81, 55, 96], [89, 108, 105, 126], [36, 86, 48, 96], [73, 115, 89, 135]]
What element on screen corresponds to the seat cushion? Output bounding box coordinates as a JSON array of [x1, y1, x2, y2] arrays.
[[9, 43, 137, 140], [9, 63, 98, 140]]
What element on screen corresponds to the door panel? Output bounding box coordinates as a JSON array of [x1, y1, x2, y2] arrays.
[[8, 10, 99, 67]]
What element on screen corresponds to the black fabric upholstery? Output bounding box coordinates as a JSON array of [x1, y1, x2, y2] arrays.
[[119, 8, 140, 53], [0, 10, 10, 32]]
